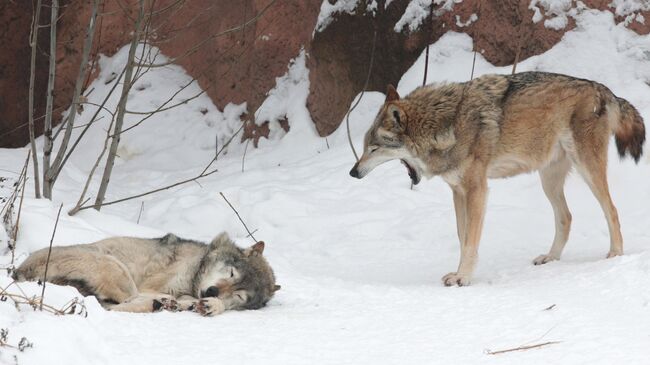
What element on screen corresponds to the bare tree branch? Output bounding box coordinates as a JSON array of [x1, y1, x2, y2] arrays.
[[43, 0, 100, 198], [67, 112, 116, 216], [53, 67, 126, 184], [72, 123, 244, 213], [42, 0, 58, 192], [28, 0, 42, 199], [92, 0, 145, 211]]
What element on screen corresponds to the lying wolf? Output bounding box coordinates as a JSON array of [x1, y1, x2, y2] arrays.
[[350, 71, 645, 286], [13, 232, 279, 315]]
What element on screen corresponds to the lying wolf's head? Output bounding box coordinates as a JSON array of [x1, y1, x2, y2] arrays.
[[195, 233, 279, 310], [349, 84, 459, 184]]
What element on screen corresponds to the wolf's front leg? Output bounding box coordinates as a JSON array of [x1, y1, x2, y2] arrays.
[[108, 293, 176, 313], [443, 172, 487, 286]]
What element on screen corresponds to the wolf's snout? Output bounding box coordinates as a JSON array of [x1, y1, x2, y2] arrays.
[[202, 286, 220, 298], [349, 163, 361, 179]]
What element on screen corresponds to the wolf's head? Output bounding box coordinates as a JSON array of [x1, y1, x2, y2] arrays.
[[195, 233, 279, 310], [349, 84, 459, 184]]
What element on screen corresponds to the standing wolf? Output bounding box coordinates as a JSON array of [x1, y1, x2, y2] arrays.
[[349, 72, 645, 286], [14, 232, 280, 315]]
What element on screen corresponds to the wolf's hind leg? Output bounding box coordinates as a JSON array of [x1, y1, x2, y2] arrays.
[[572, 117, 624, 258], [534, 156, 573, 265], [14, 248, 138, 304]]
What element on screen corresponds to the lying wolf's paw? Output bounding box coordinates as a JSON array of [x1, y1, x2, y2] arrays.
[[152, 297, 179, 312], [195, 298, 225, 317], [442, 272, 470, 287], [533, 254, 559, 265]]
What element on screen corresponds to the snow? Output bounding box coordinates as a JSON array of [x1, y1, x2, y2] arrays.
[[610, 0, 650, 16], [394, 0, 462, 33], [530, 0, 650, 30], [1, 7, 650, 365], [253, 50, 310, 140], [455, 13, 478, 27]]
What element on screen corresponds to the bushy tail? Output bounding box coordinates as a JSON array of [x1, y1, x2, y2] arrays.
[[613, 97, 645, 163]]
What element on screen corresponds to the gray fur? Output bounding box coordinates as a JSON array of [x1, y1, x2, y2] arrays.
[[14, 232, 279, 316]]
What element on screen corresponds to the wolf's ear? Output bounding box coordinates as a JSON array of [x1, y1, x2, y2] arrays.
[[432, 127, 456, 150], [386, 84, 400, 102], [209, 232, 231, 248], [273, 285, 281, 292], [247, 241, 265, 256], [386, 104, 405, 130]]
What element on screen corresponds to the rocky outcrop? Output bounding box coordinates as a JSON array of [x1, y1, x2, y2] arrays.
[[1, 0, 647, 147]]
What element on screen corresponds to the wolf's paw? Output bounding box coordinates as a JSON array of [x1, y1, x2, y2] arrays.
[[606, 250, 622, 259], [195, 298, 225, 317], [442, 272, 471, 287], [152, 297, 179, 312], [533, 254, 558, 265]]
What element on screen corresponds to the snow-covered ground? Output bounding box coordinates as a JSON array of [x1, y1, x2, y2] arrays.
[[1, 8, 650, 365]]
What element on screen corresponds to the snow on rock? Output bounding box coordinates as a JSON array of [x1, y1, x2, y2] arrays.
[[314, 0, 360, 34], [1, 6, 649, 365], [394, 0, 461, 32], [530, 0, 650, 30], [610, 0, 650, 16], [455, 12, 478, 27], [529, 0, 583, 30], [254, 50, 310, 141]]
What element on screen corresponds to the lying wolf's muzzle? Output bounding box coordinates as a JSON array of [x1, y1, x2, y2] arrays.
[[201, 286, 219, 298]]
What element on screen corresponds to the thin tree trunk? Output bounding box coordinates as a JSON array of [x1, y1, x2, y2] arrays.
[[42, 0, 58, 196], [28, 0, 42, 199], [43, 0, 99, 199], [93, 0, 145, 211]]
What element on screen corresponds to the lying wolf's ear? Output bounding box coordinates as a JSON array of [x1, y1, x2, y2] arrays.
[[209, 232, 231, 248], [386, 84, 400, 102], [273, 285, 281, 292], [246, 241, 265, 256], [432, 127, 456, 150]]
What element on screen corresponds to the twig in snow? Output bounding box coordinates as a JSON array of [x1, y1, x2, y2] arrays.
[[40, 203, 63, 311], [469, 1, 482, 81], [345, 30, 377, 162], [3, 151, 30, 272], [0, 281, 87, 316], [215, 134, 219, 160], [10, 154, 29, 268], [485, 341, 561, 355], [245, 229, 259, 239], [0, 328, 33, 352], [136, 201, 144, 224], [242, 138, 250, 173], [543, 304, 556, 311], [219, 192, 257, 243]]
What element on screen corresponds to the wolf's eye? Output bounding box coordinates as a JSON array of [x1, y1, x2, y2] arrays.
[[235, 293, 244, 301], [369, 146, 378, 153], [230, 268, 234, 278]]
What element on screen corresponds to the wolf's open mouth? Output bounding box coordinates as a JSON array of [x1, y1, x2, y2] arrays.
[[401, 159, 420, 185]]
